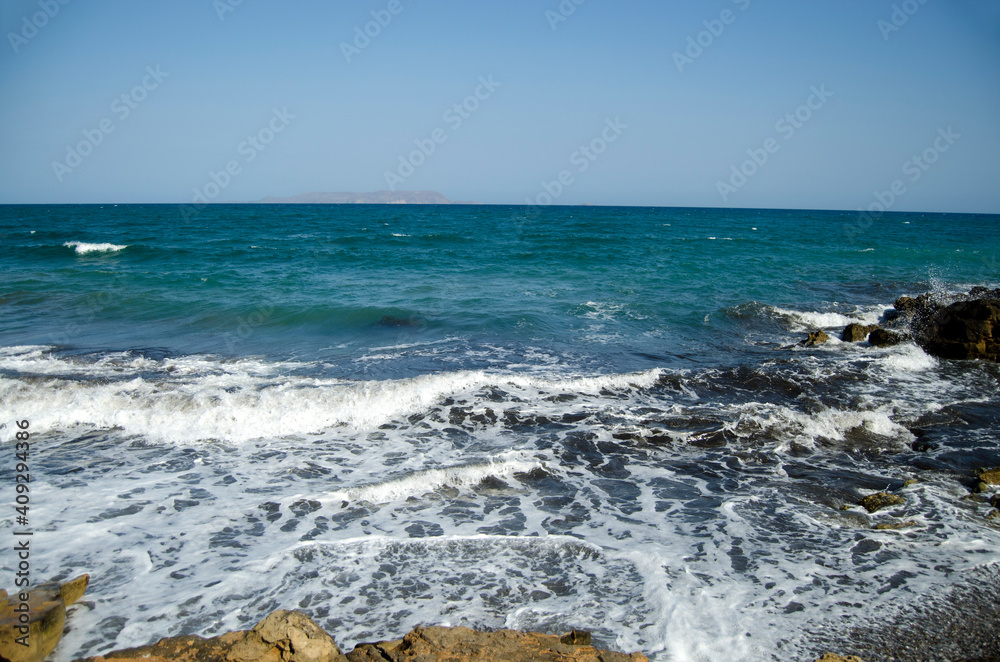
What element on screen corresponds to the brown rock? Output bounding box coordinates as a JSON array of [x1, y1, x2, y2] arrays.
[[875, 520, 917, 530], [841, 324, 878, 342], [976, 466, 1000, 486], [858, 492, 905, 513], [79, 610, 348, 662], [868, 328, 905, 347], [1, 574, 89, 662], [560, 630, 591, 646], [813, 654, 865, 662], [922, 299, 1000, 361], [800, 331, 830, 347], [346, 626, 647, 662]]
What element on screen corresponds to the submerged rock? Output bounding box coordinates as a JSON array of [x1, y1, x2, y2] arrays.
[[858, 492, 905, 513], [1, 574, 88, 662], [841, 323, 878, 342], [875, 520, 917, 530]]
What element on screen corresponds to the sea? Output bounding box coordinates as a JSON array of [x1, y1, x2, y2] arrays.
[[1, 204, 998, 662]]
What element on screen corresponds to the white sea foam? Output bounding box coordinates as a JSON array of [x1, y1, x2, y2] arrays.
[[322, 454, 543, 504], [7, 342, 1000, 662], [876, 342, 937, 372], [0, 346, 664, 444], [771, 304, 884, 331], [64, 241, 128, 254]]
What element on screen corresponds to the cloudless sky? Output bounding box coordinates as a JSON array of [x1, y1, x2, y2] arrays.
[[1, 0, 998, 211]]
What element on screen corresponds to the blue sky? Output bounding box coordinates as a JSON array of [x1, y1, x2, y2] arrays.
[[1, 0, 998, 211]]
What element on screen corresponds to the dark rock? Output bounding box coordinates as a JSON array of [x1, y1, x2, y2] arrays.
[[921, 300, 1000, 361], [800, 331, 830, 347], [858, 492, 905, 513], [868, 328, 905, 347], [894, 296, 920, 314], [841, 323, 879, 342], [2, 574, 88, 662]]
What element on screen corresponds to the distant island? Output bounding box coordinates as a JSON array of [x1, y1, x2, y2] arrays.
[[253, 191, 476, 204]]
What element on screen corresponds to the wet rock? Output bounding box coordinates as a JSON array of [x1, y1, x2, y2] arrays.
[[1, 574, 88, 662], [841, 324, 879, 342], [868, 328, 905, 347], [975, 467, 1000, 487], [560, 630, 591, 646], [79, 609, 348, 662], [894, 296, 920, 314], [858, 492, 905, 513], [921, 299, 1000, 361], [875, 520, 917, 530], [800, 331, 830, 347], [813, 655, 865, 662], [346, 626, 646, 662]]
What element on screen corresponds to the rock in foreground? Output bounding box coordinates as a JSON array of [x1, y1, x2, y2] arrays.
[[76, 610, 647, 662], [922, 299, 1000, 362], [1, 574, 89, 662], [348, 625, 647, 662]]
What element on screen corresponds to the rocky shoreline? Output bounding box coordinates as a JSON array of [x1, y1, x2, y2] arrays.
[[4, 289, 999, 662], [798, 287, 1000, 363]]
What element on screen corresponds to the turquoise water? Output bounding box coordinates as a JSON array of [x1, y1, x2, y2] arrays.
[[1, 204, 999, 661], [1, 205, 997, 367]]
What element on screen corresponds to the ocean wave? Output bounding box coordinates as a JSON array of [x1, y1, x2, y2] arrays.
[[323, 454, 543, 504], [769, 304, 885, 331], [64, 241, 128, 254], [0, 346, 664, 443]]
